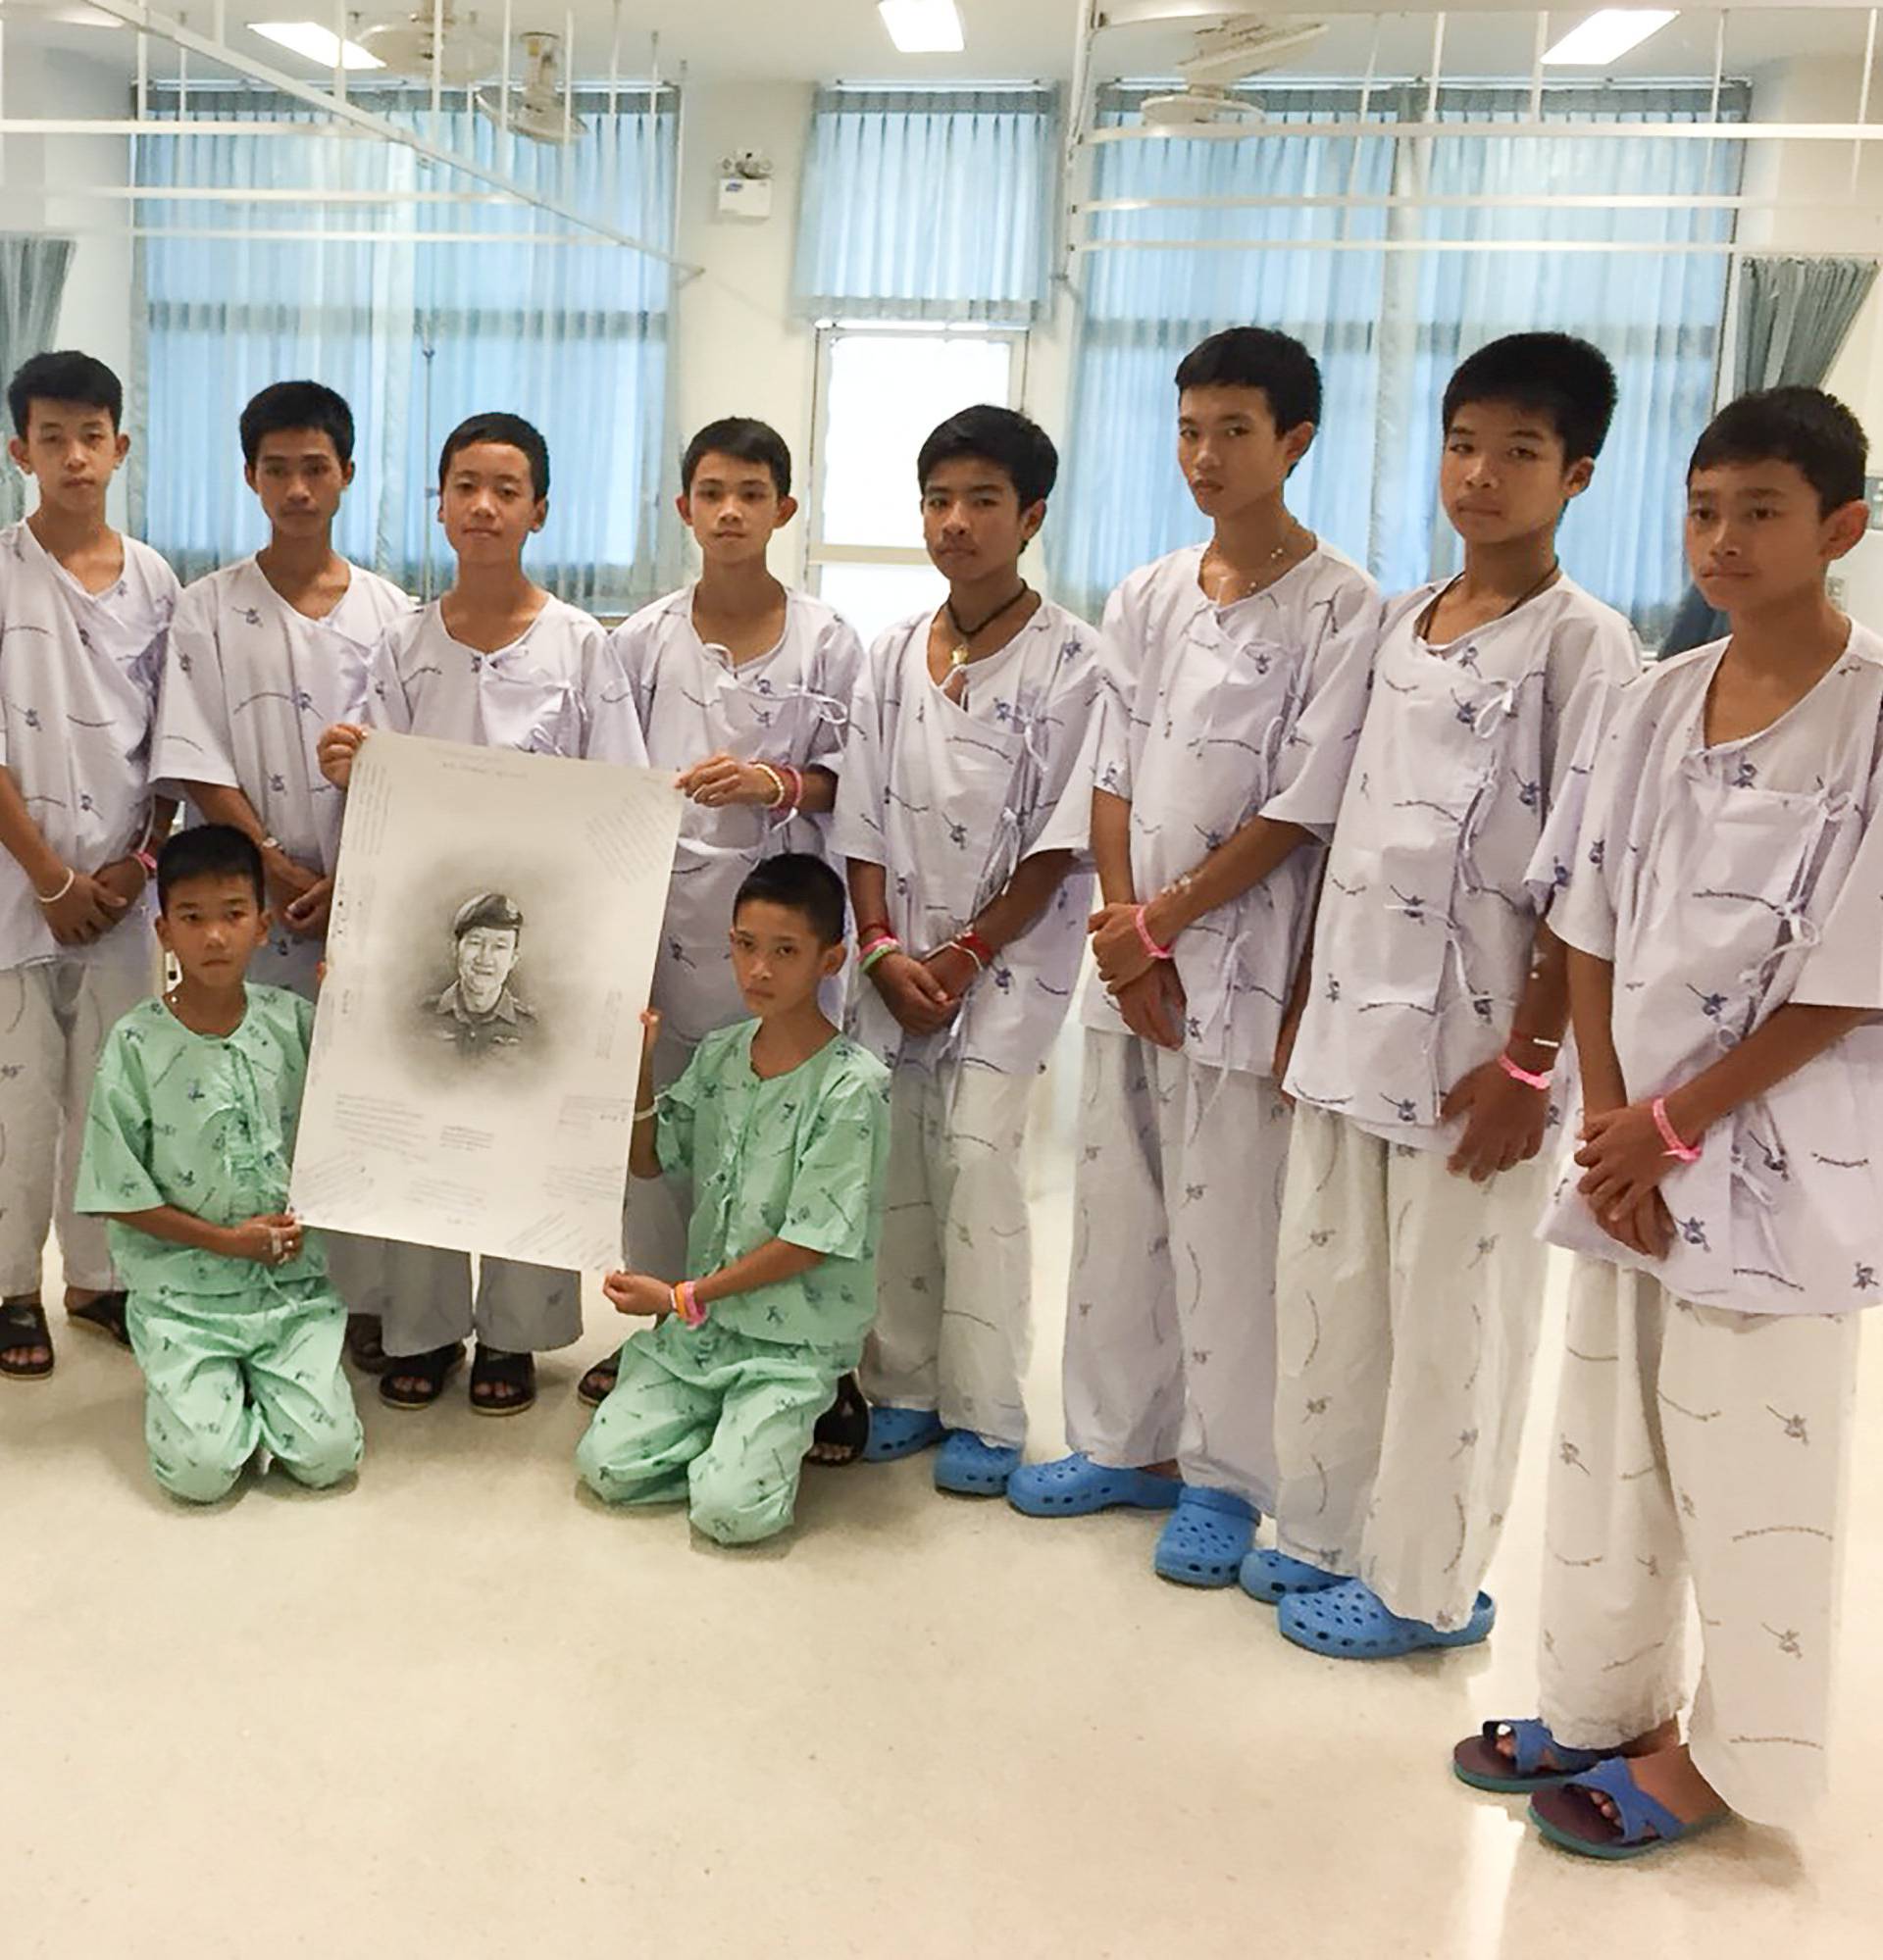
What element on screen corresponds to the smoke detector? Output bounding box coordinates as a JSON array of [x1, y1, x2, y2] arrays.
[[477, 31, 586, 145]]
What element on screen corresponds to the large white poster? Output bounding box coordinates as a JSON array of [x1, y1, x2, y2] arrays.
[[290, 731, 683, 1270]]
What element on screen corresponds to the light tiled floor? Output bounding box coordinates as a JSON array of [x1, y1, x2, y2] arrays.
[[6, 1171, 1882, 1958]]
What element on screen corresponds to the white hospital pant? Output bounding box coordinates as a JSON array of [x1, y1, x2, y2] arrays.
[[1272, 1105, 1552, 1632], [267, 936, 387, 1322], [0, 953, 151, 1296], [859, 1057, 1036, 1447], [377, 1244, 583, 1359], [1059, 1029, 1291, 1509], [1539, 1258, 1858, 1829]]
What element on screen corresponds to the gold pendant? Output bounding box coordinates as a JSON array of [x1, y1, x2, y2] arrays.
[[949, 644, 970, 669]]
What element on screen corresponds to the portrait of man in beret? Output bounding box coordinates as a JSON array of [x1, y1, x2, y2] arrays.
[[422, 890, 537, 1059]]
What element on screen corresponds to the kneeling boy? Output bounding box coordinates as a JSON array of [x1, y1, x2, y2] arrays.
[[577, 854, 890, 1546], [75, 825, 363, 1502]]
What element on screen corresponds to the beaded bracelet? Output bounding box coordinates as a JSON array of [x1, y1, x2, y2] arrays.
[[753, 762, 789, 809]]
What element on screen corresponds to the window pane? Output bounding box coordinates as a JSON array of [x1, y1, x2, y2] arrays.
[[815, 561, 946, 649], [818, 332, 1016, 550]]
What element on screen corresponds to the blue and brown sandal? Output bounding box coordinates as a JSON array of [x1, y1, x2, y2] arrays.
[[1529, 1757, 1729, 1860], [1452, 1720, 1610, 1794]]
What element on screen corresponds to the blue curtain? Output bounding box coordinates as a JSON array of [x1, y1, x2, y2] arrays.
[[133, 84, 679, 612], [1052, 82, 1746, 639], [1053, 86, 1394, 616], [793, 85, 1057, 324]]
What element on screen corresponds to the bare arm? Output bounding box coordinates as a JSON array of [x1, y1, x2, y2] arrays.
[[1140, 815, 1314, 949], [107, 1205, 296, 1265], [0, 766, 124, 943], [1665, 1002, 1872, 1142], [1566, 946, 1627, 1114], [628, 1019, 663, 1181], [970, 848, 1077, 953], [1091, 788, 1136, 907], [695, 1236, 825, 1307]]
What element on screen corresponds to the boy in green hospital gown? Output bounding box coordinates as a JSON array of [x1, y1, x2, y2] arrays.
[[75, 824, 362, 1502], [578, 852, 890, 1544]]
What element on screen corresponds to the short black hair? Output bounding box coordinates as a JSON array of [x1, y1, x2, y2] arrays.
[[438, 411, 549, 501], [917, 405, 1058, 511], [1175, 327, 1322, 433], [1689, 385, 1869, 515], [1442, 332, 1618, 466], [240, 379, 356, 469], [7, 349, 124, 437], [734, 852, 847, 947], [683, 417, 792, 498], [157, 824, 264, 911]]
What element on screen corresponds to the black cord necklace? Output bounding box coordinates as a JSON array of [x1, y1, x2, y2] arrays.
[[1419, 560, 1559, 641], [944, 582, 1032, 672]]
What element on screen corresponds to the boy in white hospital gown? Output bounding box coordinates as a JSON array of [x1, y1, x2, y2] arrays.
[[1454, 386, 1881, 1859], [1262, 334, 1640, 1656]]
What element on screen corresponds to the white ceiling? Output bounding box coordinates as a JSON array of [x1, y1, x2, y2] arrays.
[[4, 1, 1881, 86]]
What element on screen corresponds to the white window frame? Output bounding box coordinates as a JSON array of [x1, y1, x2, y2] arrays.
[[802, 318, 1033, 593]]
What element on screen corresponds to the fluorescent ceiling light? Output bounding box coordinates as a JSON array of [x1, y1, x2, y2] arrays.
[[1543, 10, 1678, 67], [250, 21, 385, 71], [879, 0, 965, 56]]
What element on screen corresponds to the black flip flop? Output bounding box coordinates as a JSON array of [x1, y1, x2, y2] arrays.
[[66, 1291, 130, 1349], [379, 1341, 466, 1410], [807, 1373, 870, 1467], [1, 1300, 55, 1380], [470, 1344, 536, 1418], [345, 1313, 391, 1375], [576, 1347, 623, 1409]]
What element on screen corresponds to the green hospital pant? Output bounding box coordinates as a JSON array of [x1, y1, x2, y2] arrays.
[[127, 1278, 364, 1504], [576, 1319, 848, 1545]]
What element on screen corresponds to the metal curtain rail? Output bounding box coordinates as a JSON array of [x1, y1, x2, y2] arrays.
[[67, 0, 702, 270]]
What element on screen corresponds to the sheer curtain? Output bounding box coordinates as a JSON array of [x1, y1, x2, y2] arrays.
[[1053, 82, 1745, 636], [1050, 87, 1394, 617], [0, 234, 76, 525], [133, 85, 679, 611], [792, 85, 1058, 324]]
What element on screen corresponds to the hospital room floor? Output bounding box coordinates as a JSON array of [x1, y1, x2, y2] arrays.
[[8, 1144, 1883, 1958]]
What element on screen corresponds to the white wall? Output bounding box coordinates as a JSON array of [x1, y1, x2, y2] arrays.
[[1, 39, 135, 526], [669, 78, 1079, 595], [1738, 55, 1883, 623]]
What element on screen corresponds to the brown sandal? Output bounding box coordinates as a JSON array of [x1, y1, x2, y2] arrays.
[[470, 1344, 536, 1417], [379, 1342, 466, 1410], [1, 1300, 55, 1380]]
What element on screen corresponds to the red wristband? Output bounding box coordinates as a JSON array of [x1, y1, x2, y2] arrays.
[[957, 928, 996, 969], [1652, 1096, 1702, 1164], [1133, 904, 1174, 962], [1497, 1052, 1552, 1091], [856, 918, 893, 943]]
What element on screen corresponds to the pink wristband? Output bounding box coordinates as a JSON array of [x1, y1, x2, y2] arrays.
[[1497, 1052, 1552, 1091], [1133, 904, 1174, 962], [674, 1279, 706, 1328], [1652, 1096, 1702, 1164]]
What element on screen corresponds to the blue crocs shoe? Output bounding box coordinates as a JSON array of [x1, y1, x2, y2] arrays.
[[861, 1406, 946, 1462], [1006, 1451, 1184, 1518], [1278, 1578, 1496, 1659], [1238, 1547, 1342, 1605], [1153, 1486, 1257, 1587], [933, 1431, 1021, 1496]]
